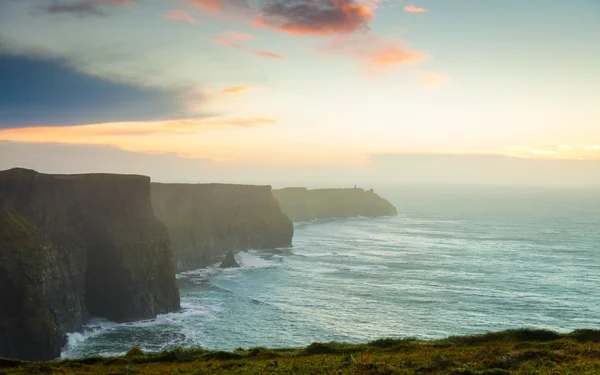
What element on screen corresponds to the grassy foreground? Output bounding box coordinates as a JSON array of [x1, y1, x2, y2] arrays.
[[2, 329, 600, 374]]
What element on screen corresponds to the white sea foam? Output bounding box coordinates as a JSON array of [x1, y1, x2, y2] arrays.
[[236, 250, 280, 269], [345, 265, 389, 272], [311, 267, 339, 274]]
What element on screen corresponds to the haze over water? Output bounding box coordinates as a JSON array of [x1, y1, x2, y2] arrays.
[[62, 185, 600, 359]]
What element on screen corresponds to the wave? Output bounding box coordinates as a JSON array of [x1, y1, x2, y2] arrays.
[[235, 250, 281, 270], [344, 265, 389, 272], [311, 267, 339, 274], [60, 301, 221, 359]]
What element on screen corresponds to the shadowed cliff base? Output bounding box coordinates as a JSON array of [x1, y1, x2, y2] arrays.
[[0, 168, 180, 361], [273, 187, 398, 222], [1, 329, 599, 374], [151, 183, 293, 273]]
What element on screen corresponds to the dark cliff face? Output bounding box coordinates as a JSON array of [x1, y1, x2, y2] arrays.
[[273, 187, 398, 222], [151, 183, 293, 272], [0, 168, 180, 361]]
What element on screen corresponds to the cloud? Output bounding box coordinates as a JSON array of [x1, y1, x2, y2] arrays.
[[321, 34, 426, 75], [37, 0, 134, 17], [419, 72, 450, 89], [256, 0, 374, 36], [0, 117, 278, 160], [163, 9, 199, 24], [249, 50, 284, 59], [220, 86, 252, 96], [164, 117, 277, 128], [213, 32, 285, 60], [0, 51, 200, 128], [507, 145, 600, 160], [404, 4, 428, 13], [187, 0, 251, 16], [222, 31, 256, 40], [0, 117, 276, 141]]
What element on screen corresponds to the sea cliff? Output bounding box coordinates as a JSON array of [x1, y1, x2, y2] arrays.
[[151, 183, 293, 272], [0, 168, 180, 361], [273, 187, 398, 222]]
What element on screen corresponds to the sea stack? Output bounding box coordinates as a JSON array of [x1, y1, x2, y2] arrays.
[[151, 183, 293, 272], [220, 250, 240, 268], [0, 168, 180, 361], [273, 187, 398, 222]]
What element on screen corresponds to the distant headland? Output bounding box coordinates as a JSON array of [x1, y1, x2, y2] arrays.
[[273, 187, 398, 222]]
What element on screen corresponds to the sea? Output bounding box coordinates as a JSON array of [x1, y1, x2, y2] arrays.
[[61, 185, 600, 358]]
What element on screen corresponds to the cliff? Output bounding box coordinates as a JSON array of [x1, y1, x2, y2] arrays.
[[273, 187, 398, 222], [0, 168, 180, 361], [151, 183, 293, 272]]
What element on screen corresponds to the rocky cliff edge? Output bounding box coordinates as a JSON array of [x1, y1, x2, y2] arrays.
[[0, 168, 180, 361]]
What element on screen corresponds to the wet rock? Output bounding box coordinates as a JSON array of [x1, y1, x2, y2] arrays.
[[220, 250, 240, 268]]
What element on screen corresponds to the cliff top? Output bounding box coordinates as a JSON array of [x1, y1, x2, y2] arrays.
[[152, 182, 272, 189], [1, 329, 598, 374], [0, 168, 151, 183]]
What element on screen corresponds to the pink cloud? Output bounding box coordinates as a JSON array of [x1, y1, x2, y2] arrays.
[[222, 31, 256, 40], [249, 50, 284, 60], [321, 34, 427, 75], [163, 9, 199, 24], [404, 4, 428, 13], [213, 32, 285, 60], [187, 0, 224, 13]]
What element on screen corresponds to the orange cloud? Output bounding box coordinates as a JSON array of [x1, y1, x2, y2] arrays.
[[220, 86, 252, 96], [419, 72, 450, 89], [0, 117, 279, 162], [186, 0, 252, 20], [322, 35, 427, 75], [0, 117, 277, 142], [163, 9, 199, 24], [165, 117, 277, 129], [256, 0, 374, 36], [404, 4, 428, 13]]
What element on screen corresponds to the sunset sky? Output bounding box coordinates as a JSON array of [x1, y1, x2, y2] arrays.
[[0, 0, 599, 184]]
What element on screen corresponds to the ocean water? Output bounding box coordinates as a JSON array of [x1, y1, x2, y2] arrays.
[[61, 186, 600, 358]]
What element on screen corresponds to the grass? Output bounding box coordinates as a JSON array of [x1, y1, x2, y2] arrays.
[[1, 329, 600, 374]]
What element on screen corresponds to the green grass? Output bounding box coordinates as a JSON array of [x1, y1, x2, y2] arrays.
[[0, 208, 40, 249], [2, 329, 600, 374]]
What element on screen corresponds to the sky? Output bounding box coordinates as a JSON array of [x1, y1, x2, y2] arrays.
[[0, 0, 599, 185]]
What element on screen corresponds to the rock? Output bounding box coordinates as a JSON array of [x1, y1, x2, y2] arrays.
[[0, 168, 180, 361], [220, 250, 240, 268], [273, 187, 398, 222], [151, 183, 293, 272]]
